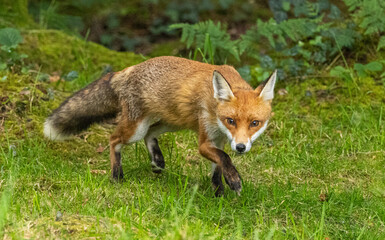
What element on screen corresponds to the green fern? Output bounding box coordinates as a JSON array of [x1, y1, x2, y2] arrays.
[[278, 18, 318, 44], [325, 27, 358, 49], [350, 0, 385, 34], [170, 20, 240, 64], [240, 17, 319, 57], [344, 0, 384, 26], [344, 0, 385, 50], [240, 17, 316, 55], [343, 0, 361, 11], [172, 0, 385, 78], [377, 36, 385, 50]]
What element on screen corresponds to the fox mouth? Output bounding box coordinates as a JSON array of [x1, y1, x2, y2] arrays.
[[235, 151, 246, 155], [232, 147, 250, 155]]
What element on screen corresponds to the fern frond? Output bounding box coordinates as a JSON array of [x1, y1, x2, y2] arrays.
[[169, 20, 239, 63], [344, 0, 385, 35]]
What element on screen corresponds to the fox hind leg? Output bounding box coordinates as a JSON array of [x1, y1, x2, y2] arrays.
[[145, 123, 177, 173], [110, 137, 124, 180], [145, 137, 164, 173], [110, 116, 151, 180]]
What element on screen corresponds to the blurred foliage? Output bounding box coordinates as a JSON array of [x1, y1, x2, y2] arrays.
[[170, 0, 385, 83], [1, 0, 385, 85], [18, 30, 143, 75], [0, 28, 29, 73], [0, 0, 36, 28], [330, 61, 385, 84], [27, 0, 268, 53], [170, 20, 240, 64]]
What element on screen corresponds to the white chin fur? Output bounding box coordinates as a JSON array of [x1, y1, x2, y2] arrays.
[[43, 120, 70, 141]]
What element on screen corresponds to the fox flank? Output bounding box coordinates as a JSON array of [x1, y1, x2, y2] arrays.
[[44, 56, 277, 196]]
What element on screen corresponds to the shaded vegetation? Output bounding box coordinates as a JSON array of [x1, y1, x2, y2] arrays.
[[173, 0, 385, 80], [27, 0, 269, 53], [20, 30, 143, 72]]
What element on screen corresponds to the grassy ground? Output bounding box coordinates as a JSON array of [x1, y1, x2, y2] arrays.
[[1, 34, 385, 239]]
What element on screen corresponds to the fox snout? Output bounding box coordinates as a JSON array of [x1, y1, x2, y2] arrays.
[[236, 143, 246, 153], [229, 138, 252, 154]]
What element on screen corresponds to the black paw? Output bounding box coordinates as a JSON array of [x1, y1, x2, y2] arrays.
[[151, 153, 165, 173], [112, 166, 124, 181], [223, 166, 242, 195], [213, 185, 224, 197]]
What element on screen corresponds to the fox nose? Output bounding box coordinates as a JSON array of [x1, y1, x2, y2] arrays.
[[236, 143, 246, 153]]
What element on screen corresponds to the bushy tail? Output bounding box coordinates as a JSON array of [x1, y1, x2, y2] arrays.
[[44, 72, 119, 140]]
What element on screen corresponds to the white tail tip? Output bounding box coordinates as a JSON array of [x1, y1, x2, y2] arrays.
[[43, 120, 71, 141]]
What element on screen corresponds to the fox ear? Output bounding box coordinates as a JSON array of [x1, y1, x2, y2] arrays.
[[257, 70, 277, 101], [213, 70, 234, 101]]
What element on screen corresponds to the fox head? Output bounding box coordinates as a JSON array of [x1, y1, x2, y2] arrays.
[[213, 70, 277, 154]]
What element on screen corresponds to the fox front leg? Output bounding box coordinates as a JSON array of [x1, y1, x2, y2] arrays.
[[199, 140, 242, 195], [211, 163, 224, 197], [210, 138, 226, 196]]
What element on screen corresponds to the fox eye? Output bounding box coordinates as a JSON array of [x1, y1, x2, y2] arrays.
[[226, 118, 235, 125], [250, 120, 260, 127]]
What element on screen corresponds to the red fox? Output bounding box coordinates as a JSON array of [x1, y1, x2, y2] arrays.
[[44, 56, 276, 196]]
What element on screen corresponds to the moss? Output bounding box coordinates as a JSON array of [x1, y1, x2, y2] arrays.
[[0, 0, 36, 29], [18, 30, 144, 74], [148, 40, 185, 58]]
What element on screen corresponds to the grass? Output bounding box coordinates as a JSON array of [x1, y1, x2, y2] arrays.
[[1, 35, 385, 238], [1, 71, 384, 239]]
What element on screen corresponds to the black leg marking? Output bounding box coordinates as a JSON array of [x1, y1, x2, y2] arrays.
[[149, 138, 165, 173], [112, 152, 124, 181], [215, 149, 242, 194], [212, 166, 224, 197]]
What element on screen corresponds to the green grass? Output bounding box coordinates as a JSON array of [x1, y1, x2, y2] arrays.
[[1, 70, 384, 239], [1, 39, 385, 238]]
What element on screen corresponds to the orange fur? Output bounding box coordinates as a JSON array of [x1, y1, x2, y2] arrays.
[[217, 90, 272, 144]]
